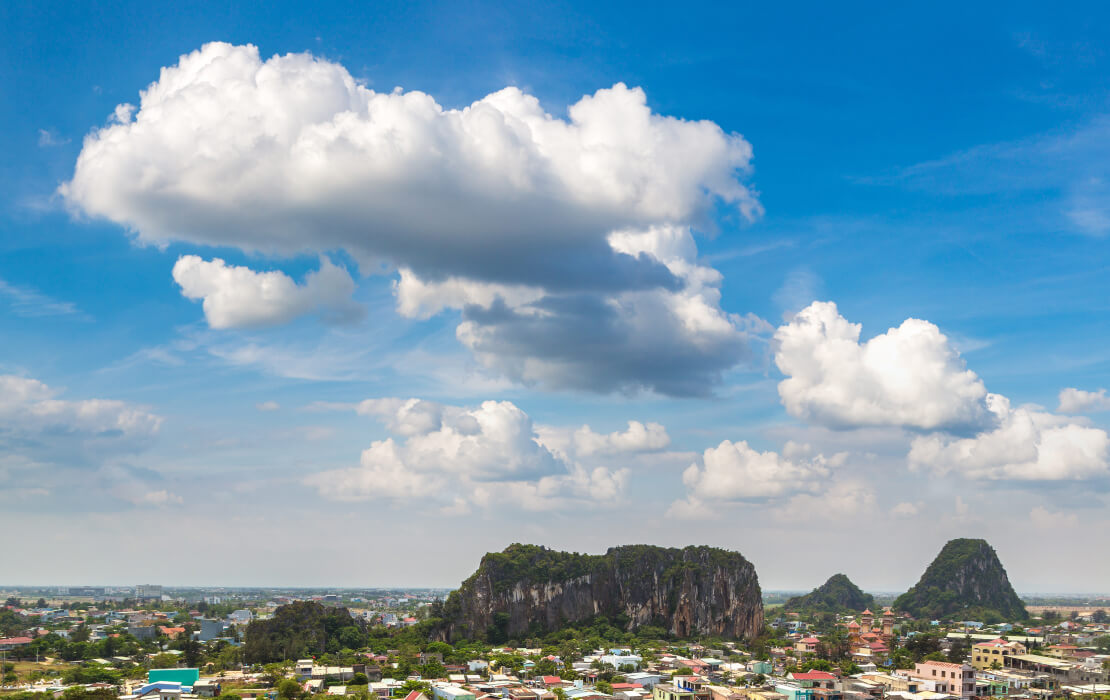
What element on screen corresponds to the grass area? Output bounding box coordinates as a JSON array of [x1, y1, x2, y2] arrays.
[[1, 660, 66, 683]]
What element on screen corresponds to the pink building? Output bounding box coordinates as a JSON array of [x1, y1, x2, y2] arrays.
[[904, 661, 974, 700]]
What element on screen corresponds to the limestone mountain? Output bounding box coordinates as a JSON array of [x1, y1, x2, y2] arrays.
[[783, 573, 876, 612], [438, 543, 764, 641], [894, 539, 1027, 621]]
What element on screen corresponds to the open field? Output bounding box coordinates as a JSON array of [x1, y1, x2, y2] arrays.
[[1026, 604, 1108, 616]]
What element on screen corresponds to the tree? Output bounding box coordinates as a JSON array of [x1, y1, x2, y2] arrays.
[[1093, 610, 1108, 624], [350, 673, 369, 685], [180, 638, 202, 668], [596, 681, 613, 695], [150, 653, 179, 669], [276, 679, 303, 700]]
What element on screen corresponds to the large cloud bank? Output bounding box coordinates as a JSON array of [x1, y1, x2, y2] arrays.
[[61, 43, 762, 395]]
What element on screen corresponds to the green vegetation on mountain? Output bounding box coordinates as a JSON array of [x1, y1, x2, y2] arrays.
[[440, 543, 764, 641], [893, 539, 1027, 621], [783, 573, 876, 612], [242, 601, 369, 663]]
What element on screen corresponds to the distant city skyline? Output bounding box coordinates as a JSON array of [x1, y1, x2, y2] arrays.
[[3, 2, 1110, 591]]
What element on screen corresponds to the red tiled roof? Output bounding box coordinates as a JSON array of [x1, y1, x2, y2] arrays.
[[610, 684, 642, 690], [799, 637, 820, 643], [0, 637, 33, 645], [542, 677, 562, 684], [791, 671, 837, 680]]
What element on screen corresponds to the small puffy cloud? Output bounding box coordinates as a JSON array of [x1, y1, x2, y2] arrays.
[[305, 397, 628, 510], [172, 255, 361, 329], [1058, 387, 1110, 414], [1029, 505, 1079, 528], [774, 301, 992, 432], [537, 420, 670, 459], [669, 439, 843, 517], [255, 400, 280, 411], [909, 393, 1110, 481], [890, 501, 922, 518], [62, 42, 762, 395]]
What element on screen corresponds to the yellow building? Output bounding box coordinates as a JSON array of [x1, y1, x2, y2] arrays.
[[972, 639, 1027, 670]]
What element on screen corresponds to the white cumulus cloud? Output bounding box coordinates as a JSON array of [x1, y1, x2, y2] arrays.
[[536, 419, 670, 459], [1029, 505, 1079, 528], [668, 439, 843, 517], [1058, 387, 1110, 414], [909, 393, 1110, 481], [172, 255, 361, 329], [774, 301, 992, 432], [61, 42, 763, 395], [305, 397, 629, 510], [0, 374, 162, 443], [0, 375, 162, 497]]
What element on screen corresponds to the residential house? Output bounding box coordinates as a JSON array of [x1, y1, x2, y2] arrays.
[[971, 639, 1027, 671]]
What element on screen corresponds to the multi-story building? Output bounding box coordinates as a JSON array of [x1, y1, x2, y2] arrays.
[[971, 639, 1027, 670], [136, 584, 163, 600], [901, 661, 974, 700], [653, 677, 711, 700]]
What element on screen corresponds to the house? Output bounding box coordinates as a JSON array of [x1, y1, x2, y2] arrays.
[[148, 668, 201, 689], [787, 672, 837, 690], [624, 674, 662, 689], [794, 638, 820, 655], [433, 686, 476, 700], [601, 654, 643, 671], [193, 679, 221, 698], [229, 609, 253, 624], [900, 661, 974, 700], [971, 639, 1027, 670], [653, 677, 711, 700], [0, 636, 33, 651]]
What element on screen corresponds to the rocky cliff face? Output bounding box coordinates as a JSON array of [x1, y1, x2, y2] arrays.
[[894, 538, 1027, 620], [440, 544, 763, 641]]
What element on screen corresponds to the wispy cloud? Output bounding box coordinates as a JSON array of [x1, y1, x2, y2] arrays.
[[857, 116, 1110, 237], [37, 128, 71, 147], [0, 278, 86, 319]]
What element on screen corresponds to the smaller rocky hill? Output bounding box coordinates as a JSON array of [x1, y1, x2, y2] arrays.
[[894, 539, 1026, 621], [242, 601, 368, 663], [784, 573, 875, 612]]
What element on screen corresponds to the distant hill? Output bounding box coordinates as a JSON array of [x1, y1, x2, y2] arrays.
[[894, 539, 1027, 621], [242, 601, 368, 663], [438, 543, 764, 641], [784, 573, 875, 612]]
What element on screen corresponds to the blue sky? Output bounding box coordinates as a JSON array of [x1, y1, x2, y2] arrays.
[[3, 1, 1110, 591]]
